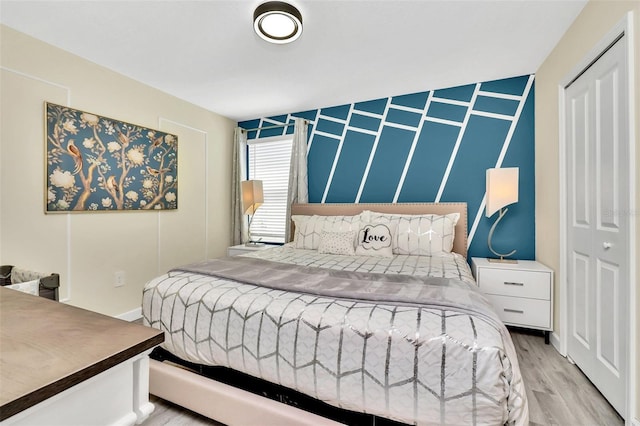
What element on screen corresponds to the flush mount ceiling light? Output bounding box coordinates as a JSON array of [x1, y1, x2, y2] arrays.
[[253, 1, 303, 44]]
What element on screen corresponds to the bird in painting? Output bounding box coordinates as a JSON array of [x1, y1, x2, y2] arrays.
[[67, 139, 83, 174], [115, 126, 130, 147], [106, 176, 118, 194], [146, 166, 172, 176], [148, 135, 163, 155]]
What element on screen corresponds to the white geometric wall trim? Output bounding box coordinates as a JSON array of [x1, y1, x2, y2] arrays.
[[239, 74, 536, 259], [157, 118, 209, 274], [0, 66, 73, 302], [467, 75, 535, 248]]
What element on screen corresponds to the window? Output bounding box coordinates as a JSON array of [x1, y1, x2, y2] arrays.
[[247, 136, 292, 244]]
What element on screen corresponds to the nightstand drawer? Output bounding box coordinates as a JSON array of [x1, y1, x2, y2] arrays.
[[477, 268, 550, 300], [485, 294, 551, 329]]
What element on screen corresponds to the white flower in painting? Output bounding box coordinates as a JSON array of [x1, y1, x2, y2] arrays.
[[57, 200, 69, 209], [154, 204, 162, 210], [143, 179, 154, 189], [50, 169, 75, 189], [165, 175, 173, 183], [104, 122, 115, 135], [47, 189, 56, 203], [107, 141, 121, 153], [126, 148, 144, 166], [145, 191, 154, 199], [80, 113, 99, 126], [82, 137, 96, 149], [101, 198, 112, 208], [165, 192, 176, 202], [89, 203, 98, 210], [125, 191, 138, 201], [140, 200, 147, 207], [164, 134, 175, 144], [147, 131, 155, 139], [63, 119, 78, 134]]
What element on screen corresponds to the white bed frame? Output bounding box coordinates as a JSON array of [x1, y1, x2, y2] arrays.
[[149, 202, 468, 425]]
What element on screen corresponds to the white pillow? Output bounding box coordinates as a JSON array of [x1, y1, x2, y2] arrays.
[[355, 223, 394, 257], [368, 211, 459, 255], [4, 279, 39, 296], [318, 230, 356, 255], [290, 214, 363, 250]]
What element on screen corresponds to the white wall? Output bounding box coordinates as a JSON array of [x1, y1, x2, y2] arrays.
[[0, 25, 235, 317], [535, 1, 639, 421]]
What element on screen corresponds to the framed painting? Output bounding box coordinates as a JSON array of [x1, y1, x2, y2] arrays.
[[45, 102, 178, 212]]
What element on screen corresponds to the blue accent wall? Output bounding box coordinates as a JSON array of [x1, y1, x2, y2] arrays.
[[239, 75, 535, 260]]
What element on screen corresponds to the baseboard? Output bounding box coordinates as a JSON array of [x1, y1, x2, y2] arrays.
[[116, 307, 142, 322], [549, 331, 565, 356]]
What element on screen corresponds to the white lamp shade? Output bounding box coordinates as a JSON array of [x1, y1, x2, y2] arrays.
[[241, 180, 264, 215], [486, 168, 519, 217]]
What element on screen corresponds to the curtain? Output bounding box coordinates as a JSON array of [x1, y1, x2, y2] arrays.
[[284, 118, 309, 242], [231, 127, 248, 245]]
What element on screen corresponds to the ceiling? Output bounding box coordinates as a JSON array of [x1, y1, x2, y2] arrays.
[[0, 0, 587, 122]]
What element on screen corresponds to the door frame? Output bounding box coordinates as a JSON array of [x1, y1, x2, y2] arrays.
[[558, 11, 636, 423]]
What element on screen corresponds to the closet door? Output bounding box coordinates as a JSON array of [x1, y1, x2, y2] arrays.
[[565, 36, 629, 416]]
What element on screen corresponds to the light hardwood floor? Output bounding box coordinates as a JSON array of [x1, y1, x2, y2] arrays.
[[511, 329, 623, 426], [142, 329, 623, 425]]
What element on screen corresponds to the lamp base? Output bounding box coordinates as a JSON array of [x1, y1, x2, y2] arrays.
[[487, 207, 517, 263], [245, 241, 265, 247], [487, 257, 518, 264]]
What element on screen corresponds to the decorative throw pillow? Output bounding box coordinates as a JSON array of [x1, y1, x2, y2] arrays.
[[290, 214, 363, 250], [287, 215, 311, 247], [4, 279, 39, 296], [368, 212, 459, 255], [355, 223, 394, 257], [10, 267, 48, 284], [318, 231, 356, 255]]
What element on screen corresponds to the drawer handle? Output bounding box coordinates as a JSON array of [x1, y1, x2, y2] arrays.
[[503, 281, 524, 286], [504, 308, 524, 314]]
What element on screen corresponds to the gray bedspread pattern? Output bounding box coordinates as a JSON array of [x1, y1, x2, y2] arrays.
[[253, 247, 476, 283], [142, 248, 527, 425]]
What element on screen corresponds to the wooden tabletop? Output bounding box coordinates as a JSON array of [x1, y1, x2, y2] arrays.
[[0, 287, 164, 421]]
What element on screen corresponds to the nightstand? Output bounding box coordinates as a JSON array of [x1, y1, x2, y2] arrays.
[[471, 257, 554, 344], [227, 244, 273, 257]]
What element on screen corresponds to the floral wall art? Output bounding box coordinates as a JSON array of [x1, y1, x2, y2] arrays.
[[46, 102, 178, 212]]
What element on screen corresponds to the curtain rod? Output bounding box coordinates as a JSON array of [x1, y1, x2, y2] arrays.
[[241, 119, 310, 133]]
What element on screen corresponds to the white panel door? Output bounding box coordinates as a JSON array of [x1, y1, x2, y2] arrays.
[[565, 36, 629, 416]]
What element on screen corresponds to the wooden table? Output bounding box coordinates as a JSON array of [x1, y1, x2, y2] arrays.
[[0, 287, 164, 425]]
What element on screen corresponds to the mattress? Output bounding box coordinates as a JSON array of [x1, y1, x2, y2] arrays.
[[142, 246, 527, 425]]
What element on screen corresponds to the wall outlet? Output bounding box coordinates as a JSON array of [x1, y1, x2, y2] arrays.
[[114, 271, 126, 287]]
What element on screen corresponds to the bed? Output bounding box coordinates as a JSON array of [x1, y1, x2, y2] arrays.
[[142, 203, 528, 425]]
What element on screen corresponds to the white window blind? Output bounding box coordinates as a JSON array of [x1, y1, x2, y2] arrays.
[[247, 136, 292, 243]]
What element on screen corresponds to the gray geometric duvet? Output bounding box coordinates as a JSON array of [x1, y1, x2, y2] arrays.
[[142, 247, 528, 425]]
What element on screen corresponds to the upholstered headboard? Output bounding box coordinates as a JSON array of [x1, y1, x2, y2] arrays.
[[290, 203, 468, 258]]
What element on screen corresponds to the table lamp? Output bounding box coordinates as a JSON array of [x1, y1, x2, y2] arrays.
[[241, 180, 264, 246], [486, 167, 519, 263]]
